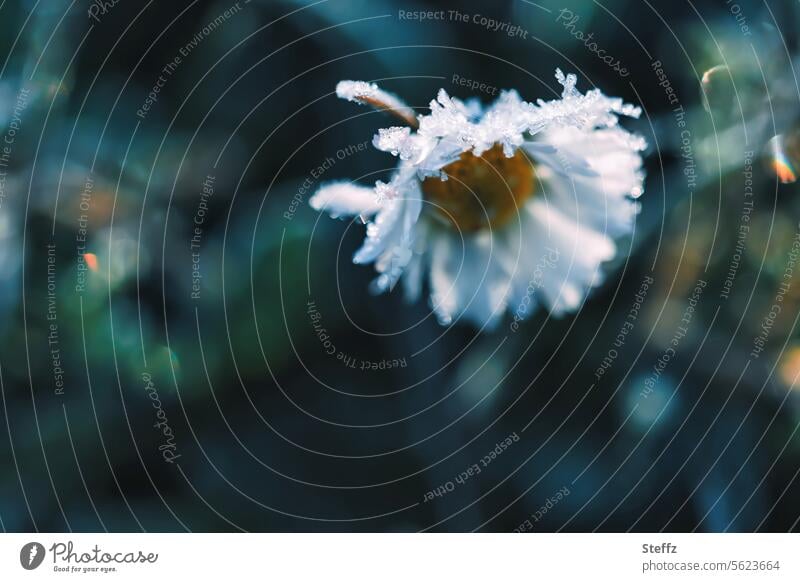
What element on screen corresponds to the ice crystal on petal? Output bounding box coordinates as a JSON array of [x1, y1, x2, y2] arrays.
[[527, 70, 642, 135], [461, 97, 483, 120], [336, 80, 380, 102], [555, 68, 578, 98], [374, 180, 399, 203], [373, 127, 417, 160], [418, 89, 472, 141]]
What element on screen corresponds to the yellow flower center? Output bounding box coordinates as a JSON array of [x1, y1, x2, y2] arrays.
[[421, 144, 535, 232]]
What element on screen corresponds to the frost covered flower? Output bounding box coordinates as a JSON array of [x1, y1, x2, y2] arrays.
[[310, 70, 646, 328]]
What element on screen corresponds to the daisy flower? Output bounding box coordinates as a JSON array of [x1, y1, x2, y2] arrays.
[[310, 70, 646, 329]]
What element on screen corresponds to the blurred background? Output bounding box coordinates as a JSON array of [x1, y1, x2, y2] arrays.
[[1, 0, 800, 532]]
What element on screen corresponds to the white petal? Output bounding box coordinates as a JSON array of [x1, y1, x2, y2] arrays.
[[459, 234, 511, 329], [523, 141, 598, 178], [502, 199, 617, 320], [336, 80, 416, 125], [522, 200, 616, 316], [542, 125, 646, 196], [370, 190, 423, 293], [309, 182, 380, 218], [402, 220, 430, 302], [428, 234, 460, 325], [528, 125, 645, 236], [402, 252, 424, 302], [415, 139, 464, 179], [427, 230, 511, 329], [353, 199, 404, 265]]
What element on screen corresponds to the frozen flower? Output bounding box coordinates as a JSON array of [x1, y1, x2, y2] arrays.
[[310, 70, 646, 329]]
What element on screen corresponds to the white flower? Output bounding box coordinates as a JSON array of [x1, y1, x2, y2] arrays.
[[310, 70, 646, 329]]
